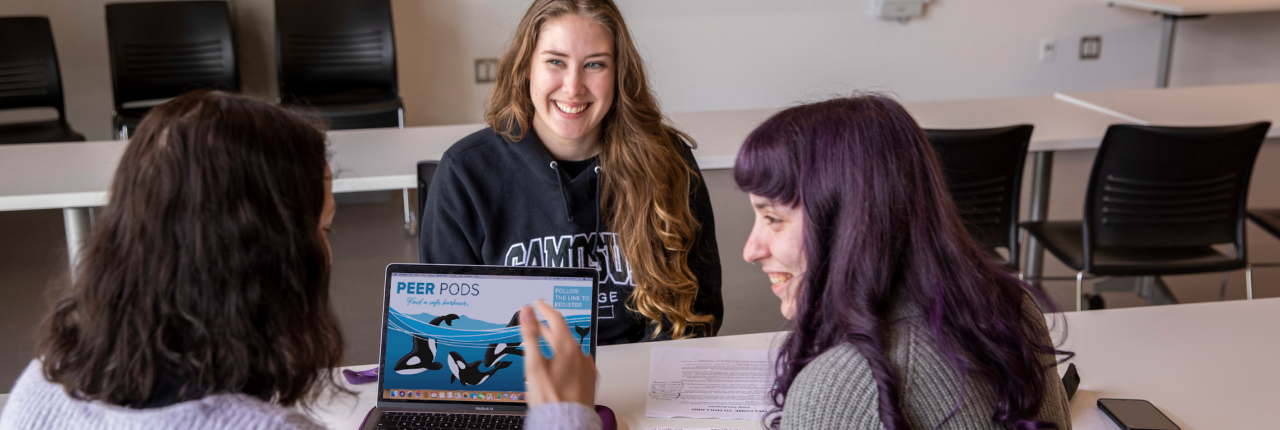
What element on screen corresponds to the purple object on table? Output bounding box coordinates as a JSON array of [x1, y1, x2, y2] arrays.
[[343, 366, 380, 385], [595, 405, 617, 430]]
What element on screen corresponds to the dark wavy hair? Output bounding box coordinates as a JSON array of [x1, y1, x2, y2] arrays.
[[734, 94, 1069, 429], [36, 90, 343, 408]]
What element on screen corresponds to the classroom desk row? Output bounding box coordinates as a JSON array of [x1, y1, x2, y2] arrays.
[[304, 297, 1280, 430], [2, 82, 1280, 281]]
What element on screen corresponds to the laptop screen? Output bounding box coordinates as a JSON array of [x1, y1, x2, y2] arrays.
[[379, 269, 596, 406]]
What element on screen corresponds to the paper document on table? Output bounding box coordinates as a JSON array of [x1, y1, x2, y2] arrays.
[[645, 347, 777, 420]]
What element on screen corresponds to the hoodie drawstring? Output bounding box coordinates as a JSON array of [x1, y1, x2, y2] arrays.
[[550, 161, 574, 222], [551, 161, 605, 263], [593, 165, 603, 258]]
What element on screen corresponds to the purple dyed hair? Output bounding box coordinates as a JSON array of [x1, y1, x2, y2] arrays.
[[735, 95, 1069, 429]]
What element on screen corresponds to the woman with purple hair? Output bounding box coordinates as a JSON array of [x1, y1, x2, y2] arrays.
[[736, 94, 1071, 429], [519, 94, 1071, 429]]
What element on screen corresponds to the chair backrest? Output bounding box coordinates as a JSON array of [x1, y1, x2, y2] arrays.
[[1083, 122, 1271, 260], [0, 17, 69, 119], [275, 0, 397, 100], [925, 124, 1033, 268], [105, 1, 240, 108], [417, 160, 439, 240]]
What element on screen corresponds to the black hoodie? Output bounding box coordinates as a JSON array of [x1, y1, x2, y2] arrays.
[[418, 128, 723, 345]]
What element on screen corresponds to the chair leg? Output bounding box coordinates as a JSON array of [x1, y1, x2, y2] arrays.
[[1218, 271, 1230, 301], [1246, 264, 1254, 301], [397, 107, 405, 129], [1220, 243, 1237, 301], [402, 188, 416, 237], [1076, 271, 1084, 312]]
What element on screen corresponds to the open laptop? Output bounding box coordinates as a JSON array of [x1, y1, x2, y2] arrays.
[[361, 264, 599, 430]]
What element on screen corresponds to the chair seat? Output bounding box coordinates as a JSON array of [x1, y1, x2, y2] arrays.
[[1248, 209, 1280, 241], [0, 119, 86, 144], [285, 95, 402, 130], [1022, 220, 1243, 277]]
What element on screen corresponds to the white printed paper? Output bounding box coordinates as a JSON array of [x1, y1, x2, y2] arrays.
[[645, 347, 777, 420], [646, 428, 740, 430]]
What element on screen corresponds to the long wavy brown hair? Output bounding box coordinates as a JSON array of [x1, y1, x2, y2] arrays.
[[37, 90, 343, 408], [487, 0, 712, 339]]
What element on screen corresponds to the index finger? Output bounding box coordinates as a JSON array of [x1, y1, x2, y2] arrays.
[[532, 299, 576, 350], [518, 305, 544, 363]]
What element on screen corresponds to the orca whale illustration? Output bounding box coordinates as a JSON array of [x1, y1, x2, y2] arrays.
[[447, 351, 512, 386], [576, 323, 588, 345], [483, 311, 525, 367], [429, 314, 460, 326], [393, 313, 460, 375]]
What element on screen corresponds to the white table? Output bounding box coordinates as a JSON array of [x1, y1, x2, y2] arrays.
[[310, 298, 1280, 430], [0, 98, 1128, 272], [0, 125, 488, 268], [1062, 297, 1280, 430], [1104, 0, 1280, 87], [1059, 82, 1280, 132]]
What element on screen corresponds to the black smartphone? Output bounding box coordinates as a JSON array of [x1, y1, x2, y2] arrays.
[[1097, 398, 1179, 430], [1061, 363, 1079, 401]]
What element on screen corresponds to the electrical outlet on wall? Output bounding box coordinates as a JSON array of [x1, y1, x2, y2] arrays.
[[1080, 36, 1102, 60], [1039, 38, 1057, 63], [475, 58, 499, 84]]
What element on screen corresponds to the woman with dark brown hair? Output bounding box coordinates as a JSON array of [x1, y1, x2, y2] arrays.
[[0, 91, 342, 430], [419, 0, 722, 344]]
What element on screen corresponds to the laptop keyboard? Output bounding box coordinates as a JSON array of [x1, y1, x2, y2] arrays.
[[376, 411, 525, 430]]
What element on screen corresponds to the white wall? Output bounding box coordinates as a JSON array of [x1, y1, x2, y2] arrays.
[[6, 0, 1280, 139], [391, 0, 1280, 127]]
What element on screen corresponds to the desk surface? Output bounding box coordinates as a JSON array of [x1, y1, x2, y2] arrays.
[[1062, 82, 1280, 133], [906, 96, 1128, 152], [310, 298, 1280, 430], [1062, 298, 1280, 430], [1105, 0, 1280, 16], [0, 94, 1131, 212]]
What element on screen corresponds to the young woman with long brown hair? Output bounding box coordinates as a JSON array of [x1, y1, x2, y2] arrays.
[[0, 91, 343, 430], [419, 0, 722, 344]]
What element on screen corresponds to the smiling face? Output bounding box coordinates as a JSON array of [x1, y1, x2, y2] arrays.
[[528, 14, 616, 159], [743, 194, 806, 319]]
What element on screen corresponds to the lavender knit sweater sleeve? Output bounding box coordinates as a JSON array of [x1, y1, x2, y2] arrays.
[[0, 360, 327, 430], [526, 403, 601, 430]]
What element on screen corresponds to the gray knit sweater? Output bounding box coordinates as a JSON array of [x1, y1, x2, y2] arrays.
[[779, 297, 1071, 430], [0, 360, 326, 430]]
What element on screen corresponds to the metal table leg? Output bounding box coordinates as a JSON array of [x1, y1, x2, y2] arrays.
[[62, 207, 92, 276], [403, 188, 416, 237], [1156, 14, 1177, 88], [1155, 13, 1207, 89], [1022, 152, 1054, 288]]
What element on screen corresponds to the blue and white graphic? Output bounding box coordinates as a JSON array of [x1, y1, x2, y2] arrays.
[[382, 273, 594, 396]]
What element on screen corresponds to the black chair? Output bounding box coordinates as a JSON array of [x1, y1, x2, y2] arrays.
[[1022, 122, 1270, 311], [275, 0, 402, 131], [925, 124, 1033, 269], [414, 160, 439, 245], [105, 1, 240, 139], [0, 17, 85, 144]]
